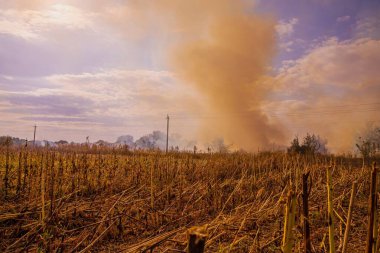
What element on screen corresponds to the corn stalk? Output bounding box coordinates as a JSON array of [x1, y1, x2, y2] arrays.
[[342, 181, 357, 253], [327, 167, 335, 253], [366, 163, 377, 253]]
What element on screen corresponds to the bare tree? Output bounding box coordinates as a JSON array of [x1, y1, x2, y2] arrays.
[[288, 133, 328, 155], [356, 124, 380, 166]]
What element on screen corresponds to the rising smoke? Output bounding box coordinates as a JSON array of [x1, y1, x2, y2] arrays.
[[4, 0, 285, 151], [100, 0, 285, 151], [126, 1, 380, 152], [164, 0, 284, 151], [9, 1, 380, 152]]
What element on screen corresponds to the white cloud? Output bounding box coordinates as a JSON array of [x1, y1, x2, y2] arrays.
[[0, 68, 201, 141], [271, 37, 380, 151], [275, 18, 299, 37], [279, 40, 294, 52], [16, 68, 196, 123], [0, 4, 95, 41], [278, 38, 380, 89], [1, 75, 14, 81], [46, 69, 181, 104], [336, 15, 351, 23]]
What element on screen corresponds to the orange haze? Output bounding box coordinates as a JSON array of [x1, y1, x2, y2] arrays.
[[165, 0, 284, 150]]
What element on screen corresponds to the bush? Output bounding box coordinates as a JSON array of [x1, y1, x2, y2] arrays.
[[0, 136, 13, 146], [356, 124, 380, 159], [288, 133, 327, 155]]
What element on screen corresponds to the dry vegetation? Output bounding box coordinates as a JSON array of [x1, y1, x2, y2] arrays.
[[0, 145, 378, 252]]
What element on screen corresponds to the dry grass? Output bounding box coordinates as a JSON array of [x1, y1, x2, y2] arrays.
[[0, 146, 378, 252]]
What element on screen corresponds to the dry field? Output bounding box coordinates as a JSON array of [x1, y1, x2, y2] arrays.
[[0, 145, 378, 252]]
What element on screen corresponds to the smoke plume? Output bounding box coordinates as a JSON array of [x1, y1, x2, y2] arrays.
[[104, 0, 284, 151], [164, 0, 284, 151]]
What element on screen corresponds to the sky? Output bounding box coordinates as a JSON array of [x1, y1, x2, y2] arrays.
[[0, 0, 379, 152]]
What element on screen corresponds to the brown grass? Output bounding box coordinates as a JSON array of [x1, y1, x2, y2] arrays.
[[0, 146, 377, 252]]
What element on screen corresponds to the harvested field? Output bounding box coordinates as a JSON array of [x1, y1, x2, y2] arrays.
[[0, 146, 378, 252]]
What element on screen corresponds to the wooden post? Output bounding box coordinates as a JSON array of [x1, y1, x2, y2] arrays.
[[33, 124, 37, 147], [373, 196, 378, 253], [187, 226, 207, 253], [374, 164, 379, 253], [366, 163, 377, 253], [342, 181, 357, 253], [282, 190, 296, 253], [302, 172, 312, 253]]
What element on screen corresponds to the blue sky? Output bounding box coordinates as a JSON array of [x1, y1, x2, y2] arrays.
[[0, 0, 379, 151], [257, 0, 380, 66]]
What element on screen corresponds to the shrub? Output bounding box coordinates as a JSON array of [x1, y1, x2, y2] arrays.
[[288, 133, 327, 155]]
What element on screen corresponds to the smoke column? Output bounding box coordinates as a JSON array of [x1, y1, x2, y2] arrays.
[[108, 0, 285, 151], [162, 0, 284, 151], [11, 0, 285, 151]]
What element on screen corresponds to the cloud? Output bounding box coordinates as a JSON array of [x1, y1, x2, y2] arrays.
[[354, 16, 380, 39], [0, 4, 94, 41], [20, 116, 96, 123], [279, 40, 294, 52], [0, 75, 57, 92], [277, 38, 380, 90], [0, 68, 198, 142], [311, 0, 336, 5], [46, 69, 187, 110], [0, 0, 47, 10], [0, 93, 95, 117], [0, 1, 178, 77], [275, 18, 299, 54], [275, 18, 299, 37], [336, 15, 351, 23], [270, 37, 380, 151]]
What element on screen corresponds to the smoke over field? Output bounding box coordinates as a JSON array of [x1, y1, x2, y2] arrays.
[[1, 0, 379, 152], [121, 0, 284, 151], [167, 0, 284, 151], [2, 1, 380, 252]]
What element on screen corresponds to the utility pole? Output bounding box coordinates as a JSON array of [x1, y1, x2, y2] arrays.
[[33, 125, 37, 146], [166, 115, 169, 153]]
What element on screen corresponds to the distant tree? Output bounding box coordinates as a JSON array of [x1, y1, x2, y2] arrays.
[[116, 135, 134, 146], [56, 140, 69, 145], [0, 136, 13, 146], [134, 131, 166, 150], [210, 138, 232, 153], [288, 133, 327, 155], [288, 136, 302, 154], [303, 133, 328, 154], [95, 140, 110, 147], [356, 124, 380, 165]]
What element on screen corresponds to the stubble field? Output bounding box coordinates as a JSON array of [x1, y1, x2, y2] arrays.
[[0, 145, 378, 252]]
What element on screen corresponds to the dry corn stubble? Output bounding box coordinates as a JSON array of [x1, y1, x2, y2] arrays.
[[0, 145, 377, 252]]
